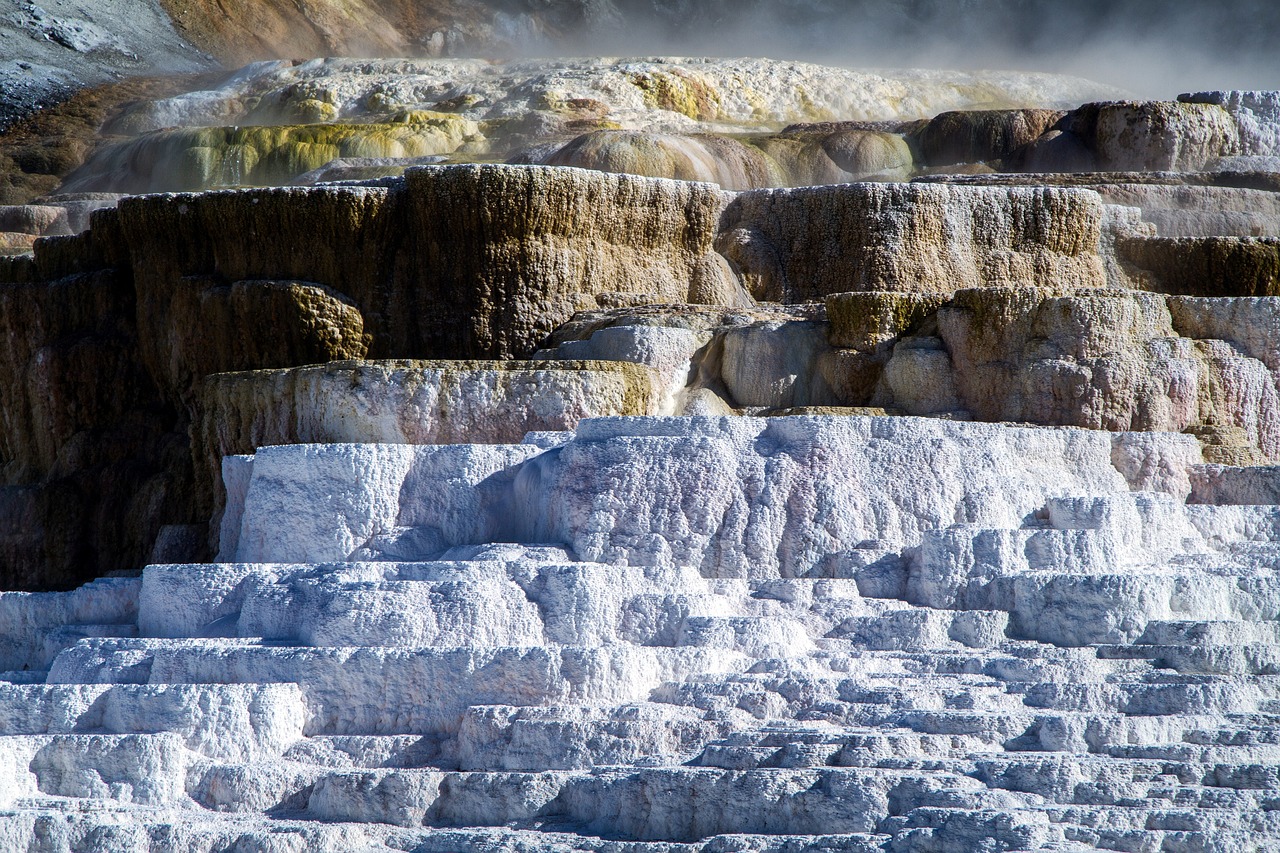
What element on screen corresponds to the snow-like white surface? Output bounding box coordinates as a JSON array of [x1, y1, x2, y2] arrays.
[[3, 415, 1280, 851]]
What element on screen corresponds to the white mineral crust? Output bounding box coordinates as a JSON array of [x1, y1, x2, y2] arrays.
[[2, 415, 1279, 851]]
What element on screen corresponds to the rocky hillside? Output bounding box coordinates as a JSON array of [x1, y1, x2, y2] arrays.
[[0, 0, 213, 131], [1, 72, 1279, 592]]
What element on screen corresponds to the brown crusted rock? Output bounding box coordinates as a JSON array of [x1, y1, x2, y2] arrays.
[[399, 164, 741, 357], [826, 291, 949, 351], [164, 278, 370, 394], [0, 271, 152, 483], [717, 183, 1106, 302], [0, 254, 35, 283], [0, 205, 71, 236], [929, 287, 1280, 457], [0, 165, 750, 588], [1120, 236, 1280, 297], [156, 0, 410, 67], [1067, 101, 1242, 172], [0, 232, 37, 254], [110, 165, 740, 395], [913, 108, 1065, 167], [113, 184, 399, 402]]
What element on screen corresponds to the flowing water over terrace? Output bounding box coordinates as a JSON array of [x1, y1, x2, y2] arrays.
[[52, 57, 1126, 194]]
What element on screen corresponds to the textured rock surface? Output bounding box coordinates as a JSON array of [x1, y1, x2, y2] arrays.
[[718, 183, 1107, 301], [1121, 236, 1280, 296], [1078, 101, 1242, 172], [55, 57, 1121, 195], [5, 121, 1280, 635], [934, 288, 1280, 454], [542, 124, 923, 190], [5, 414, 1280, 850], [4, 8, 1280, 847], [1184, 91, 1280, 157], [0, 262, 184, 588], [0, 164, 744, 588], [102, 164, 734, 380], [395, 165, 739, 356], [193, 358, 661, 535], [0, 0, 210, 132], [533, 283, 1280, 465]]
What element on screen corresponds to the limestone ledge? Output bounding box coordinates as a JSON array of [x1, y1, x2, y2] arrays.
[[194, 358, 662, 535], [718, 183, 1106, 301], [2, 414, 1279, 850], [49, 77, 1279, 198], [1, 161, 1278, 593], [543, 289, 1280, 465]]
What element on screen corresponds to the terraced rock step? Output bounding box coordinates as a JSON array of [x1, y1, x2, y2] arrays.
[[1, 414, 1278, 850], [8, 134, 1280, 597]]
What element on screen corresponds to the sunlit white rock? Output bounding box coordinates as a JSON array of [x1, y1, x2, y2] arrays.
[[4, 414, 1280, 850]]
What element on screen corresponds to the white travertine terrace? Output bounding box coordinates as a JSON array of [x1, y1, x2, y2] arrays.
[[3, 415, 1280, 851]]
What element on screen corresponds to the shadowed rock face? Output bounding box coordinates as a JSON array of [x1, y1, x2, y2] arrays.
[[912, 108, 1065, 167], [0, 266, 183, 588], [0, 164, 736, 589], [1120, 236, 1280, 296], [103, 164, 734, 388]]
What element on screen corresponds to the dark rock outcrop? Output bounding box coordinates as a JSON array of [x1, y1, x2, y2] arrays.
[[912, 108, 1064, 167], [0, 164, 737, 589], [5, 155, 1280, 590], [1120, 236, 1280, 296]]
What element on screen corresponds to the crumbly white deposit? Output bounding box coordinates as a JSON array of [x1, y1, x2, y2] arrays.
[[3, 415, 1279, 851]]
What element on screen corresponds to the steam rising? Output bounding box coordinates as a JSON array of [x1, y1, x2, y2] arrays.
[[500, 0, 1280, 97]]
